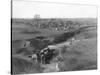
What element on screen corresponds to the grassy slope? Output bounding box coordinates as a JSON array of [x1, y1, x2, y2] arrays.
[[12, 18, 97, 74], [58, 26, 97, 71], [59, 38, 97, 71], [12, 57, 42, 74]]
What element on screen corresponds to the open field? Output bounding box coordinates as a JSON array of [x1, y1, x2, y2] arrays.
[[59, 38, 97, 71], [12, 18, 97, 74], [12, 18, 97, 40]]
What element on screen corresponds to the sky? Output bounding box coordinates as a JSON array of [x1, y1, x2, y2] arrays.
[[12, 0, 97, 18]]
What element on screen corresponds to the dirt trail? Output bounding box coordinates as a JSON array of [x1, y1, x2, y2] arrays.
[[41, 63, 59, 73]]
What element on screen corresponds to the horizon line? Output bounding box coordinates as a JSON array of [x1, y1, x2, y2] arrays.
[[12, 17, 97, 19]]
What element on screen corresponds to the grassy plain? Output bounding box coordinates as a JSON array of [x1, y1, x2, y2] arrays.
[[12, 18, 97, 74]]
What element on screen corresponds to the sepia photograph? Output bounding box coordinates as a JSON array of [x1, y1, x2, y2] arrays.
[[11, 0, 97, 74]]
